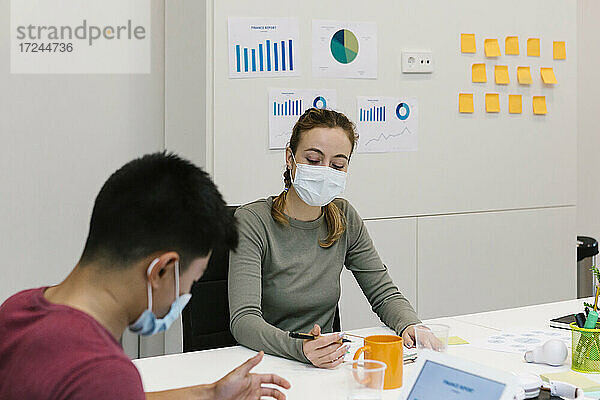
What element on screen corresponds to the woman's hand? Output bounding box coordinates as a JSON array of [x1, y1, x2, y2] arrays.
[[401, 325, 417, 348], [212, 351, 291, 400], [302, 324, 347, 369], [403, 325, 443, 351]]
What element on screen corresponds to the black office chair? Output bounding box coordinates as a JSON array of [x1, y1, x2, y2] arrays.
[[182, 205, 342, 352], [182, 206, 239, 352]]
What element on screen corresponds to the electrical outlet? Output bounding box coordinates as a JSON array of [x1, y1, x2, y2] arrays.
[[401, 51, 433, 74]]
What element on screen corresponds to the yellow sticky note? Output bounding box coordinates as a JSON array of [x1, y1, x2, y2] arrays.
[[448, 336, 469, 345], [484, 39, 501, 57], [533, 96, 547, 114], [485, 93, 500, 113], [541, 67, 557, 84], [517, 66, 532, 84], [495, 65, 509, 84], [459, 93, 474, 113], [461, 33, 476, 53], [472, 63, 487, 83], [527, 38, 540, 56], [509, 95, 522, 114], [505, 36, 519, 55], [554, 41, 566, 60]]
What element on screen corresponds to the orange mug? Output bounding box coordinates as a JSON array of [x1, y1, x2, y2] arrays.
[[353, 335, 403, 390]]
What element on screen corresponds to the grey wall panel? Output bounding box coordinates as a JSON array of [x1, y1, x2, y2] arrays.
[[417, 207, 576, 319], [339, 218, 417, 330]]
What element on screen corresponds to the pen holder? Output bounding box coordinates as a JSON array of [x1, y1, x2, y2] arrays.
[[571, 322, 600, 373]]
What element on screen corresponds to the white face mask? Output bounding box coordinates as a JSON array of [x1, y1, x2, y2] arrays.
[[290, 152, 347, 207]]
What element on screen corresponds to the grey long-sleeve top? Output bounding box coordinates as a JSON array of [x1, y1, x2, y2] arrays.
[[228, 196, 420, 363]]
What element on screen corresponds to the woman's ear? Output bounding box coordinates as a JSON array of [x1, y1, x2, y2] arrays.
[[285, 147, 293, 170]]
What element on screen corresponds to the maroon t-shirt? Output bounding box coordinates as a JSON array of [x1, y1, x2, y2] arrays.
[[0, 287, 145, 400]]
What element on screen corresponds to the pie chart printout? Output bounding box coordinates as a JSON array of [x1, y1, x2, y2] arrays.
[[330, 29, 359, 64]]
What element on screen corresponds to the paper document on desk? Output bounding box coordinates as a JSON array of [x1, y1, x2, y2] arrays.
[[471, 329, 571, 354]]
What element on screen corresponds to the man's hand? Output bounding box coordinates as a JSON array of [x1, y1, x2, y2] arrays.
[[212, 351, 291, 400]]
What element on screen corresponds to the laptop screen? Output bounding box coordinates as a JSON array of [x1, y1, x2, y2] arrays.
[[406, 360, 507, 400]]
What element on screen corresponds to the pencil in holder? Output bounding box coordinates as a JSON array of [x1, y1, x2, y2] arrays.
[[571, 322, 600, 373]]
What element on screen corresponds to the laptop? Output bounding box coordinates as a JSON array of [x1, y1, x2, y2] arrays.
[[403, 349, 520, 400]]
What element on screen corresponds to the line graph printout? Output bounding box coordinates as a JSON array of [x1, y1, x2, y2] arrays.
[[356, 96, 418, 153], [269, 88, 337, 149]]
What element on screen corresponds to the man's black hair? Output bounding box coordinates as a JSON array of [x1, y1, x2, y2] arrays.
[[79, 152, 238, 269]]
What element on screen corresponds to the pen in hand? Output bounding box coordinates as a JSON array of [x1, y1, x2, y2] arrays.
[[289, 332, 351, 343]]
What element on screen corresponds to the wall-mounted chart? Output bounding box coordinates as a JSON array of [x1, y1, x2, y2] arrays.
[[312, 20, 377, 79], [228, 17, 300, 79], [330, 29, 359, 64], [356, 96, 418, 153], [268, 88, 337, 149]]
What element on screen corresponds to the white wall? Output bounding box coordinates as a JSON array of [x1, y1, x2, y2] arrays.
[[210, 0, 577, 219], [0, 0, 166, 303], [577, 0, 600, 242]]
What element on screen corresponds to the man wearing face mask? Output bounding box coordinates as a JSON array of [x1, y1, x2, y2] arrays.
[[0, 152, 291, 400]]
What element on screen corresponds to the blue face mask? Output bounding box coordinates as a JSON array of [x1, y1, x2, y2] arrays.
[[129, 258, 192, 336]]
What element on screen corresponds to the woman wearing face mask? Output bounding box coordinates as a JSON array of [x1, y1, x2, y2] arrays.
[[228, 108, 421, 369]]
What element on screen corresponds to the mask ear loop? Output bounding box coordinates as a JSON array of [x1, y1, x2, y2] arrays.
[[287, 151, 298, 191], [174, 260, 180, 302], [146, 258, 160, 312]]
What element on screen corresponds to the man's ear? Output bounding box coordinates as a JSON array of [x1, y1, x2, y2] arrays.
[[147, 251, 179, 289]]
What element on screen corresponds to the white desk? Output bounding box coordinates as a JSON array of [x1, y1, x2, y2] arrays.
[[134, 298, 595, 399]]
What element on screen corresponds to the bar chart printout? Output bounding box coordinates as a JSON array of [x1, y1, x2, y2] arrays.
[[359, 105, 386, 122], [273, 99, 303, 116], [356, 96, 419, 153], [229, 17, 300, 78], [269, 88, 337, 149]]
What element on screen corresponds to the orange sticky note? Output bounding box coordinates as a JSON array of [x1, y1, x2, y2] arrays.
[[541, 67, 557, 84], [459, 93, 474, 113], [461, 34, 476, 53], [527, 38, 540, 56], [484, 39, 501, 57], [472, 63, 487, 82], [485, 93, 500, 113], [508, 95, 522, 114], [495, 65, 509, 84], [517, 66, 532, 84], [533, 96, 547, 114], [553, 41, 566, 60], [505, 36, 519, 55]]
